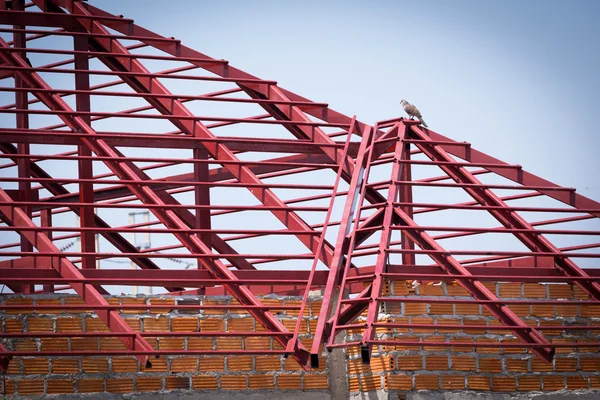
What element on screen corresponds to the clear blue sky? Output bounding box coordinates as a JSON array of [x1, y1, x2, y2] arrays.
[[94, 0, 600, 199]]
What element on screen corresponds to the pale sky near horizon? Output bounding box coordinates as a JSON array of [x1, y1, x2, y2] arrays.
[[93, 0, 600, 200]]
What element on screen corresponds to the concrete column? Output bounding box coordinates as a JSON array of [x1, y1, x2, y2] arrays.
[[325, 287, 349, 400]]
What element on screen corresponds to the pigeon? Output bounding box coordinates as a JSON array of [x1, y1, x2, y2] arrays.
[[400, 99, 428, 127]]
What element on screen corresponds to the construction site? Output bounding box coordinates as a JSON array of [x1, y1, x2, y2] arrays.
[[0, 0, 599, 399]]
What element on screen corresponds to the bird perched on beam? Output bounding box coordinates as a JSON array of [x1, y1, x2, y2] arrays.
[[400, 99, 428, 127]]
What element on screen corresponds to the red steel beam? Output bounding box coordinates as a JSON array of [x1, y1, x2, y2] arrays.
[[2, 350, 290, 357], [0, 26, 178, 45], [0, 142, 185, 292], [0, 332, 295, 338], [73, 31, 95, 270], [314, 126, 377, 364], [390, 202, 597, 214], [0, 45, 230, 65], [0, 9, 135, 27], [0, 251, 317, 260], [0, 152, 338, 169], [1, 82, 331, 108], [12, 0, 33, 294], [19, 4, 338, 366], [343, 322, 599, 331], [62, 1, 341, 274], [0, 127, 353, 154], [0, 200, 331, 213], [330, 341, 600, 350], [359, 124, 407, 362], [411, 125, 600, 300], [40, 208, 53, 293], [0, 226, 324, 236], [0, 66, 278, 87], [0, 268, 329, 282], [424, 129, 600, 215], [368, 179, 577, 193], [1, 32, 308, 365], [0, 106, 352, 127], [0, 187, 154, 366], [398, 131, 416, 267], [0, 277, 313, 287], [325, 123, 556, 363], [8, 265, 599, 284]]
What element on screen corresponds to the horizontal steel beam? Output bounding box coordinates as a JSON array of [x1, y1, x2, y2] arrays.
[[0, 128, 357, 153], [329, 341, 600, 350], [0, 9, 133, 28], [0, 106, 350, 127]]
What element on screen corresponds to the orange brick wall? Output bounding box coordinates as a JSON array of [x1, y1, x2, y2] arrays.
[[352, 281, 600, 392], [1, 282, 599, 396], [1, 295, 327, 396]]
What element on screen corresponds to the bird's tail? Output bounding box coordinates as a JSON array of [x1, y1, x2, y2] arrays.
[[419, 118, 428, 127]]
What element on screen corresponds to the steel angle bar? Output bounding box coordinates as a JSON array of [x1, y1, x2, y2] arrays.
[[1, 32, 305, 364], [0, 142, 184, 292], [58, 1, 337, 276], [286, 116, 357, 358], [359, 123, 408, 363], [410, 125, 600, 301], [0, 187, 154, 366], [311, 125, 376, 366], [422, 129, 600, 215]]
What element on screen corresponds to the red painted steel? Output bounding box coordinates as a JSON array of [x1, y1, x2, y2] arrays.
[[313, 124, 376, 364], [320, 122, 600, 364], [0, 1, 599, 370], [410, 125, 600, 300], [360, 123, 408, 361], [328, 341, 600, 350], [0, 187, 154, 367]]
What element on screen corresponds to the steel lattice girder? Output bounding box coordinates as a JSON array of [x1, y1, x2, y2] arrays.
[[0, 31, 313, 366], [0, 141, 183, 292], [61, 2, 339, 273], [0, 0, 599, 372], [0, 187, 155, 366], [323, 121, 600, 364], [0, 0, 358, 369]]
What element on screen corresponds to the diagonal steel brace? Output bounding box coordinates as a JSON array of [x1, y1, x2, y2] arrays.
[[0, 35, 310, 366], [0, 142, 184, 292], [410, 125, 600, 301], [0, 187, 154, 366], [63, 1, 334, 272]]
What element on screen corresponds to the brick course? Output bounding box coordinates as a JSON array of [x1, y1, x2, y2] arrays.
[[1, 282, 599, 395]]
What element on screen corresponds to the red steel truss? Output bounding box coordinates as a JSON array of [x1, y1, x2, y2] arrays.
[[1, 0, 600, 371]]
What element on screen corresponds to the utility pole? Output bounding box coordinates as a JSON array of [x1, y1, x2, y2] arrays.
[[75, 212, 100, 269], [128, 211, 151, 295]]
